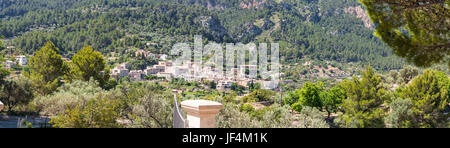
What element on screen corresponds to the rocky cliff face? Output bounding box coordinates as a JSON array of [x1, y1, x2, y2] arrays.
[[239, 0, 267, 9], [234, 22, 262, 41], [196, 15, 230, 39], [204, 0, 226, 10], [345, 6, 373, 29], [184, 0, 268, 10]]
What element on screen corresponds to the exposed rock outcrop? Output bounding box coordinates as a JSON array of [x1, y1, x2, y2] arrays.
[[196, 16, 230, 39], [178, 0, 227, 10], [235, 22, 262, 41], [240, 0, 267, 9], [345, 6, 374, 29]]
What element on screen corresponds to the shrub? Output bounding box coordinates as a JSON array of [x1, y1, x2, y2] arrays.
[[32, 79, 122, 116], [241, 89, 275, 103], [385, 98, 414, 128], [296, 106, 330, 128], [128, 91, 173, 128], [284, 90, 300, 106], [216, 103, 260, 128], [291, 102, 303, 112], [250, 107, 272, 120], [398, 66, 419, 84], [217, 103, 296, 128], [50, 96, 121, 128], [239, 104, 255, 113], [258, 104, 295, 128]]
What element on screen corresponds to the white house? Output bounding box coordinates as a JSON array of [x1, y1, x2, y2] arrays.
[[217, 80, 234, 91], [159, 54, 168, 61], [15, 55, 28, 66]]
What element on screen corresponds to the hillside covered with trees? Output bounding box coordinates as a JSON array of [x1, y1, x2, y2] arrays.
[[1, 0, 410, 71], [0, 0, 448, 128]]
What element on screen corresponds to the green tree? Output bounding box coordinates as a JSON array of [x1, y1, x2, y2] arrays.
[[284, 90, 300, 106], [360, 0, 450, 67], [241, 89, 275, 103], [398, 70, 449, 128], [339, 66, 387, 128], [0, 55, 10, 86], [70, 45, 110, 87], [298, 82, 323, 110], [27, 41, 67, 95], [284, 82, 325, 112], [0, 78, 34, 112], [320, 85, 346, 118]]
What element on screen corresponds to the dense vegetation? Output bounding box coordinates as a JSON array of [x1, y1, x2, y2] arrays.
[[283, 66, 449, 128], [273, 0, 405, 70], [0, 0, 448, 128], [1, 0, 408, 71], [1, 41, 449, 128]]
